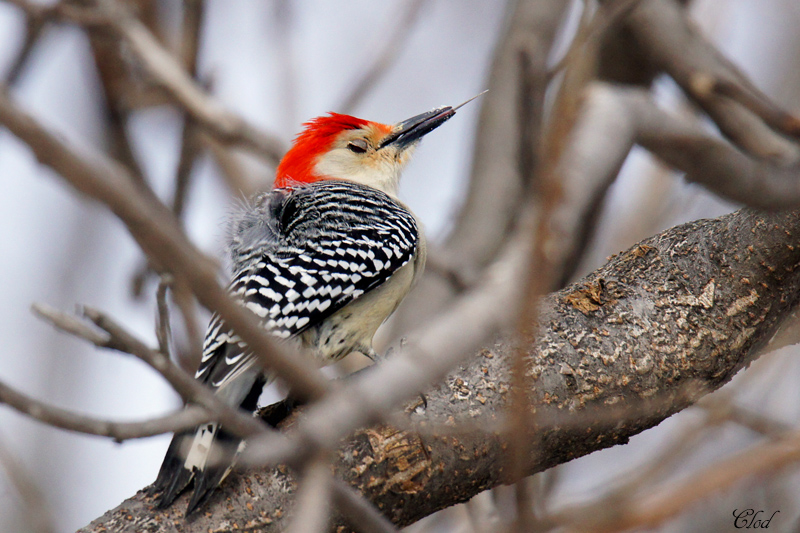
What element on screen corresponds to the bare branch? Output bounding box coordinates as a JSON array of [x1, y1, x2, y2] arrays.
[[331, 481, 401, 533], [692, 74, 800, 141], [94, 0, 286, 165], [0, 86, 330, 402], [569, 83, 800, 210], [698, 395, 792, 438], [337, 0, 426, 114], [285, 456, 332, 533], [32, 302, 267, 438], [155, 276, 172, 356], [80, 208, 800, 531], [5, 0, 285, 164], [85, 306, 270, 438], [608, 0, 800, 163], [441, 0, 569, 274], [31, 302, 110, 346], [0, 437, 55, 533], [0, 379, 210, 441], [2, 7, 48, 85], [557, 426, 800, 532]]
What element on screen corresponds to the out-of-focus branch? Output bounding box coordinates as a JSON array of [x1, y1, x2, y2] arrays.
[[0, 438, 54, 533], [285, 455, 332, 533], [0, 87, 329, 402], [170, 0, 205, 222], [155, 276, 172, 356], [693, 75, 800, 141], [84, 0, 157, 189], [605, 0, 800, 163], [337, 0, 426, 114], [556, 426, 800, 532], [93, 0, 286, 165], [4, 0, 286, 165], [2, 6, 48, 85], [80, 208, 800, 531], [390, 0, 569, 336], [0, 379, 210, 441], [567, 83, 800, 211], [442, 0, 568, 274], [31, 303, 267, 438], [3, 0, 107, 27]]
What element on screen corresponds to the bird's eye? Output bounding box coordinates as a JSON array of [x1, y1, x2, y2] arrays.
[[347, 139, 369, 153]]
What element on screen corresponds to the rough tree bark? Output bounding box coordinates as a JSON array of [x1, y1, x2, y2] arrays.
[[79, 208, 800, 532]]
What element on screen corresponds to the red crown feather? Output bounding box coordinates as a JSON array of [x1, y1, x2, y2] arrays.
[[274, 113, 375, 189]]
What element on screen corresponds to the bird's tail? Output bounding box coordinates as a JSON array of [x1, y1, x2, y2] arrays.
[[152, 422, 243, 513], [151, 371, 266, 514]]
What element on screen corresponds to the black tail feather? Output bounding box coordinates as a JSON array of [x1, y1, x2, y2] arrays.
[[185, 429, 242, 515], [152, 430, 196, 508], [153, 374, 268, 513]]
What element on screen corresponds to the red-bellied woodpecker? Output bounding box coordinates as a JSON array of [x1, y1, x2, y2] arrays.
[[152, 98, 477, 513]]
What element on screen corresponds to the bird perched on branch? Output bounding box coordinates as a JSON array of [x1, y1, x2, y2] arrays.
[[152, 96, 481, 513]]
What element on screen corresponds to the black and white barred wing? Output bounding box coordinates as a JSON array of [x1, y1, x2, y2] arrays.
[[195, 181, 419, 389]]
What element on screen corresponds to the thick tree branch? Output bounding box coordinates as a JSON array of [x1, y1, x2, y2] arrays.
[[79, 208, 800, 531]]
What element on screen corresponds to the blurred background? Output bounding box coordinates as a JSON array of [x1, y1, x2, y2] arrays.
[[1, 1, 800, 531]]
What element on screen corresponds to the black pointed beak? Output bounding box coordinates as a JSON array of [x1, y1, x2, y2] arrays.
[[378, 107, 455, 150], [378, 90, 487, 150]]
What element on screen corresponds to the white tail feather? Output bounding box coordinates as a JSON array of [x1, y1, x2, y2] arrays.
[[184, 422, 217, 472]]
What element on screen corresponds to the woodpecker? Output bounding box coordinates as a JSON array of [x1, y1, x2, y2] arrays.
[[151, 98, 477, 513]]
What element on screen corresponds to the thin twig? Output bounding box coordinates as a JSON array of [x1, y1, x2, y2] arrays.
[[508, 47, 550, 532], [94, 0, 286, 165], [556, 427, 800, 533], [0, 87, 329, 402], [170, 0, 206, 221], [155, 275, 172, 356], [548, 0, 645, 80], [4, 0, 108, 27], [605, 0, 800, 163], [170, 278, 204, 373], [85, 305, 270, 437], [2, 8, 48, 85], [691, 74, 800, 140], [32, 302, 268, 438], [547, 393, 794, 532], [200, 130, 260, 195], [0, 437, 55, 533], [0, 379, 210, 442], [7, 0, 286, 164], [698, 395, 792, 438], [337, 0, 426, 114]]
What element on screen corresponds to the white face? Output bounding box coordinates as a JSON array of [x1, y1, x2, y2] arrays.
[[313, 125, 416, 197]]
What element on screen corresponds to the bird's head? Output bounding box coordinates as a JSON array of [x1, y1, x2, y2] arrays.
[[275, 94, 484, 196]]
